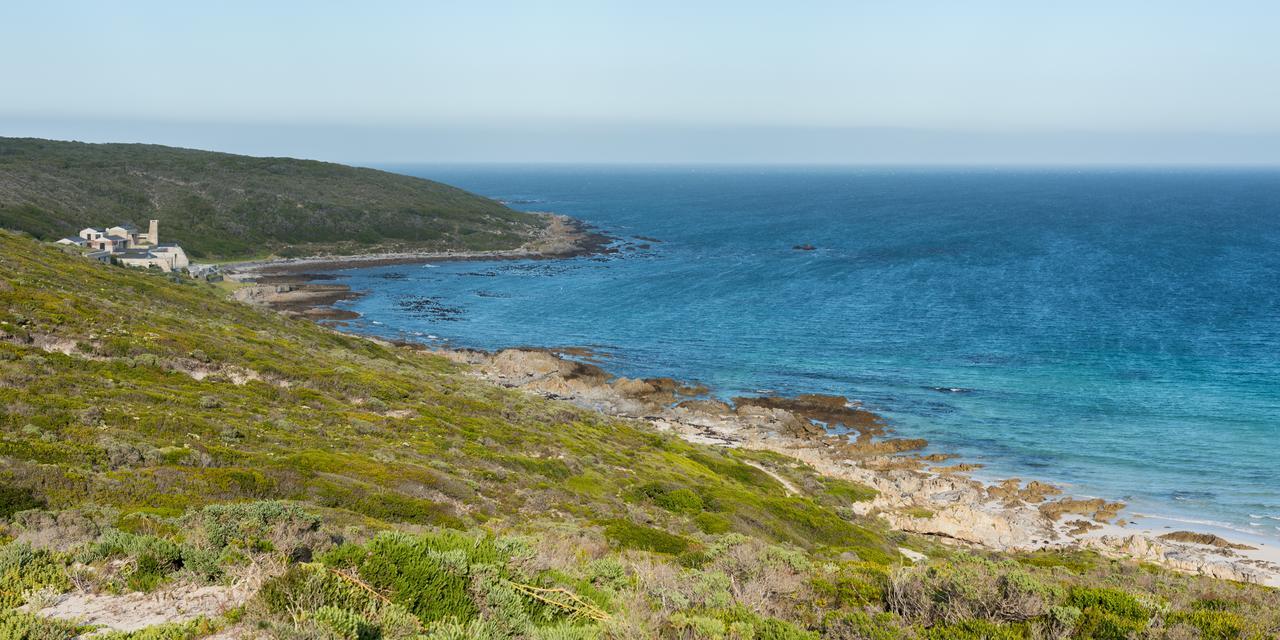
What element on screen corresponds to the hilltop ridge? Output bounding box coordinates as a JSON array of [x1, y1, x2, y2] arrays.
[[0, 137, 545, 259]]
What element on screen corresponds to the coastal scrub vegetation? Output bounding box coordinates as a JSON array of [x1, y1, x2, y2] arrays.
[[0, 138, 545, 259], [0, 230, 1278, 638]]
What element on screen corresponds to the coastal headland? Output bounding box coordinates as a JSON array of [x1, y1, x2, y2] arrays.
[[224, 213, 612, 319]]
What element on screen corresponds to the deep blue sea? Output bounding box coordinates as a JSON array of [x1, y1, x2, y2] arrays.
[[325, 166, 1280, 539]]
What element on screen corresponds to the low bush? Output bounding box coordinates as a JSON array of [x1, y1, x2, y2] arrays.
[[918, 619, 1025, 640], [811, 562, 890, 609], [309, 606, 379, 640], [602, 520, 693, 555], [633, 482, 706, 514], [1165, 609, 1248, 640], [822, 478, 878, 504], [0, 608, 82, 640], [0, 542, 72, 608], [887, 555, 1060, 626], [186, 500, 323, 553], [322, 532, 484, 625], [821, 611, 909, 640], [1070, 607, 1146, 640], [1066, 586, 1151, 622], [0, 483, 44, 518]]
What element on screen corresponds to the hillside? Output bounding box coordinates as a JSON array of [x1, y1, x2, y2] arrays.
[[0, 138, 544, 259], [0, 233, 1277, 638]]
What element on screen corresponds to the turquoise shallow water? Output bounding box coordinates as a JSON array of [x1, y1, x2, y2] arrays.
[[323, 166, 1280, 538]]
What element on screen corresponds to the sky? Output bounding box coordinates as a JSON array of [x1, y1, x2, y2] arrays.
[[2, 0, 1279, 164]]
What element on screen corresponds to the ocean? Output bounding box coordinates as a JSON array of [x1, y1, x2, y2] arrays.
[[320, 166, 1280, 539]]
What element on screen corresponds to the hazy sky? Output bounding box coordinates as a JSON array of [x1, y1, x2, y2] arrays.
[[3, 1, 1279, 163]]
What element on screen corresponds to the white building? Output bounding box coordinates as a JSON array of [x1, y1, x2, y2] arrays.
[[114, 245, 189, 272], [71, 219, 193, 275]]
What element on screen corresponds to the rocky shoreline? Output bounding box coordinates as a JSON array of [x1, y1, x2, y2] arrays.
[[426, 346, 1280, 586], [220, 213, 1280, 587]]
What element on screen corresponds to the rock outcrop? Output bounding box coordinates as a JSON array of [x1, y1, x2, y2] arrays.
[[1081, 535, 1271, 584]]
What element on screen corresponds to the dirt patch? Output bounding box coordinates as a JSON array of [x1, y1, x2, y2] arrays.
[[30, 581, 253, 632]]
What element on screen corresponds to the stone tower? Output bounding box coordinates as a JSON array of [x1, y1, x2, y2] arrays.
[[148, 219, 159, 245]]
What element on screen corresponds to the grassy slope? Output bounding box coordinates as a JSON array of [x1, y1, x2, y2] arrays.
[[0, 233, 1276, 639], [0, 138, 543, 259]]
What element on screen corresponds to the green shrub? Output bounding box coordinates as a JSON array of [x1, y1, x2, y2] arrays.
[[1045, 605, 1081, 638], [633, 482, 706, 514], [752, 617, 819, 640], [757, 496, 892, 557], [822, 478, 878, 504], [0, 484, 44, 519], [1070, 607, 1145, 640], [694, 513, 732, 535], [888, 556, 1059, 626], [919, 619, 1024, 640], [420, 618, 496, 640], [187, 500, 321, 551], [601, 520, 692, 555], [666, 613, 728, 639], [811, 562, 889, 608], [658, 489, 705, 514], [529, 622, 601, 640], [686, 451, 780, 490], [1066, 587, 1151, 640], [1166, 608, 1248, 640], [822, 611, 908, 640], [310, 606, 379, 640], [77, 526, 243, 590], [0, 608, 82, 640], [678, 606, 819, 640], [318, 530, 510, 625], [178, 546, 225, 581], [1067, 586, 1150, 622], [257, 564, 373, 619], [507, 455, 573, 480], [0, 542, 71, 608]]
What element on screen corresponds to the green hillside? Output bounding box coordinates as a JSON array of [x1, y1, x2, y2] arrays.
[[0, 233, 1276, 638], [0, 138, 543, 259]]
